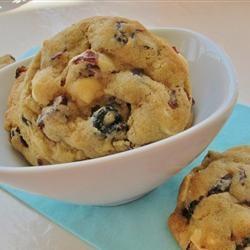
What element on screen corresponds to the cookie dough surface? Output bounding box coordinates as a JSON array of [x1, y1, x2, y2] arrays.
[[0, 54, 15, 69], [4, 16, 192, 165], [168, 146, 250, 250]]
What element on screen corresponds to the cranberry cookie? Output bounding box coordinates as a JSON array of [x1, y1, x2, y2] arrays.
[[4, 16, 193, 165], [0, 54, 15, 69], [168, 146, 250, 250]]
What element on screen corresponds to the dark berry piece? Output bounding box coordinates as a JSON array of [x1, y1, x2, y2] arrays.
[[56, 95, 68, 105], [10, 127, 20, 138], [10, 55, 16, 61], [36, 95, 68, 129], [131, 32, 135, 38], [15, 66, 27, 78], [114, 32, 128, 45], [116, 20, 126, 29], [60, 78, 66, 86], [86, 64, 100, 77], [91, 105, 101, 115], [131, 68, 144, 76], [236, 237, 250, 250], [168, 90, 178, 109], [37, 158, 49, 165], [92, 106, 128, 134], [21, 115, 32, 126], [182, 196, 204, 220], [172, 46, 180, 54], [37, 116, 45, 129], [239, 200, 250, 207], [20, 136, 28, 148], [207, 173, 232, 196], [239, 168, 247, 185], [192, 98, 195, 106], [186, 242, 192, 250]]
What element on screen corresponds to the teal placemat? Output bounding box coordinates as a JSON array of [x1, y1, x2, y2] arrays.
[[2, 49, 250, 250]]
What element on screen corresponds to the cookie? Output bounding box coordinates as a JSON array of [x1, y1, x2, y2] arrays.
[[168, 146, 250, 250], [4, 16, 193, 165], [0, 54, 15, 69]]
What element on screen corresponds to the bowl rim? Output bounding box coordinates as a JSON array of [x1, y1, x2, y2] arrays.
[[0, 27, 238, 172]]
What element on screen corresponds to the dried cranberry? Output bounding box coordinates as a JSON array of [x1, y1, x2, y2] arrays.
[[15, 66, 27, 78], [60, 78, 66, 86], [168, 90, 178, 109], [73, 50, 98, 65], [51, 51, 64, 60]]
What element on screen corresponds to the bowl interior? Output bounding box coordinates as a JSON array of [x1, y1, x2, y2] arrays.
[[0, 28, 236, 167]]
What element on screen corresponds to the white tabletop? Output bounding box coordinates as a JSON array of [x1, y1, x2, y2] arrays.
[[0, 1, 249, 249]]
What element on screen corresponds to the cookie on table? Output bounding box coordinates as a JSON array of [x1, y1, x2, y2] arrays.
[[0, 54, 15, 69], [4, 16, 193, 165], [168, 146, 250, 250]]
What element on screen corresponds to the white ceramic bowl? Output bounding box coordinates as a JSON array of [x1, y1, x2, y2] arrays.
[[0, 28, 237, 205]]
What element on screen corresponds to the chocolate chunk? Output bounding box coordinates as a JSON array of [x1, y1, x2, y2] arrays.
[[168, 90, 178, 109], [92, 105, 128, 134], [143, 45, 151, 49], [21, 115, 32, 126], [182, 196, 204, 220], [208, 173, 232, 196], [15, 66, 27, 78], [239, 168, 247, 185], [236, 237, 250, 250], [131, 68, 144, 76]]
